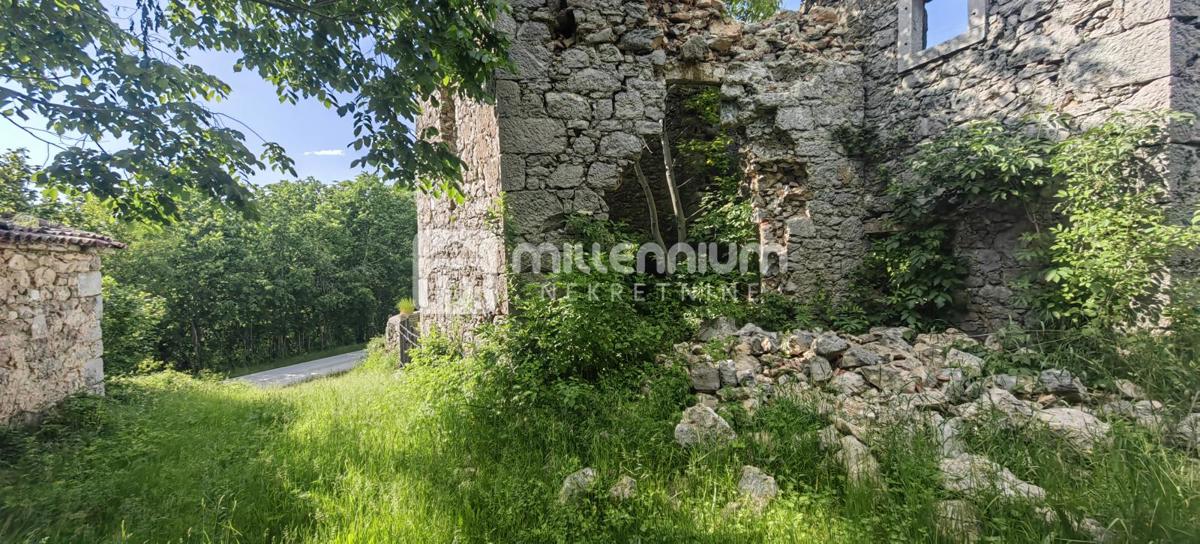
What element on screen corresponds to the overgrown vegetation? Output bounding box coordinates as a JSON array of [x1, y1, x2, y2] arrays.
[[678, 87, 756, 245], [102, 176, 417, 373], [851, 112, 1200, 329], [4, 155, 417, 374], [2, 333, 1197, 543], [1020, 115, 1200, 325]]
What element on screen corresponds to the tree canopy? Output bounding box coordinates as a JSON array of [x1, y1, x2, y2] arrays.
[[727, 0, 783, 21], [0, 0, 507, 220]]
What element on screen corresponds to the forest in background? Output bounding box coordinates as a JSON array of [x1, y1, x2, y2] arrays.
[[2, 149, 417, 374]]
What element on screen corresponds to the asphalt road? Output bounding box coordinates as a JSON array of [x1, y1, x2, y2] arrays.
[[233, 350, 367, 388]]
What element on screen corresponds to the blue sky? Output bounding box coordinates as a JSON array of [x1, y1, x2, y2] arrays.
[[0, 45, 368, 185], [2, 0, 966, 186]]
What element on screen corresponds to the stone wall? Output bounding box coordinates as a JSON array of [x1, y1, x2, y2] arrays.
[[859, 0, 1199, 331], [416, 0, 1196, 334], [1, 242, 105, 425], [415, 93, 509, 333], [495, 0, 868, 297]]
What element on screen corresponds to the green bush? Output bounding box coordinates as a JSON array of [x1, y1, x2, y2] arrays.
[[1019, 112, 1200, 325], [861, 112, 1200, 328], [99, 276, 166, 375], [503, 272, 671, 385]]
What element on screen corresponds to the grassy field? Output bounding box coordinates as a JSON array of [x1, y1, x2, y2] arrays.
[[1, 346, 1198, 543]]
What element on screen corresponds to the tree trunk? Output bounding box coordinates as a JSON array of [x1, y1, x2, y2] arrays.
[[633, 162, 667, 249], [660, 125, 687, 243]]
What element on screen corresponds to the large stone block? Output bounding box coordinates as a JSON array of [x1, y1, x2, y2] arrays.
[[546, 92, 591, 119], [565, 68, 623, 94], [77, 271, 102, 297], [599, 132, 643, 158], [499, 118, 567, 154], [1062, 21, 1172, 90]]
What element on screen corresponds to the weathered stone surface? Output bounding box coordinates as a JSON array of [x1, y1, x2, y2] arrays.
[[599, 132, 643, 157], [717, 359, 738, 388], [689, 362, 721, 393], [558, 467, 598, 503], [619, 28, 663, 53], [812, 333, 850, 358], [697, 317, 738, 342], [944, 349, 984, 378], [783, 331, 816, 356], [498, 118, 566, 154], [546, 92, 591, 119], [860, 361, 924, 393], [1035, 407, 1110, 452], [737, 465, 778, 507], [836, 435, 881, 486], [957, 388, 1038, 422], [818, 425, 842, 450], [2, 241, 110, 424], [839, 345, 883, 368], [566, 68, 622, 94], [1170, 413, 1200, 452], [1099, 399, 1165, 430], [940, 454, 1046, 501], [675, 405, 736, 447], [830, 371, 869, 396], [609, 475, 637, 501], [935, 500, 980, 544], [1038, 369, 1088, 400], [807, 355, 833, 382]]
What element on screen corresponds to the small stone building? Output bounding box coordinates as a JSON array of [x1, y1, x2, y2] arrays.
[[415, 0, 1199, 334], [1, 215, 124, 425]]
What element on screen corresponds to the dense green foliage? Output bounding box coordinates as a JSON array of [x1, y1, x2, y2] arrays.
[[0, 0, 507, 220], [0, 149, 88, 224], [677, 87, 756, 245], [2, 335, 1198, 543], [858, 120, 1054, 327], [4, 155, 416, 373], [858, 113, 1200, 328], [98, 276, 167, 375], [1020, 114, 1200, 324], [96, 175, 417, 372]]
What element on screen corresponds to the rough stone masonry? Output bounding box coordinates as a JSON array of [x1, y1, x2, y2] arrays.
[[1, 216, 124, 425], [414, 0, 1199, 334]]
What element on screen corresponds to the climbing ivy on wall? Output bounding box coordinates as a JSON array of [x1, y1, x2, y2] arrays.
[[850, 120, 1054, 327]]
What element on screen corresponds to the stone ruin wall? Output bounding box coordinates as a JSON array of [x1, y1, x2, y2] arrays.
[[417, 0, 1199, 334], [0, 242, 105, 425], [415, 94, 508, 333], [497, 0, 868, 295], [860, 0, 1200, 331]]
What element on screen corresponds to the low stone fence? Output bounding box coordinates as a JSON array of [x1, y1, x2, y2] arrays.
[[385, 312, 420, 367]]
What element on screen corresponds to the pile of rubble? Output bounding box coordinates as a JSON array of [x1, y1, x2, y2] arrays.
[[668, 318, 1200, 541]]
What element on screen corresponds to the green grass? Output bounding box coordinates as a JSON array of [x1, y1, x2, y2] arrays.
[[224, 343, 366, 379], [1, 346, 1198, 543]]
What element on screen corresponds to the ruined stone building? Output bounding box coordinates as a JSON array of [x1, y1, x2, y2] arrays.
[[1, 216, 123, 425], [415, 0, 1200, 334]]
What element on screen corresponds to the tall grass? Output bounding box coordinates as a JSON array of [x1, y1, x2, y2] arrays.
[[1, 343, 1198, 543]]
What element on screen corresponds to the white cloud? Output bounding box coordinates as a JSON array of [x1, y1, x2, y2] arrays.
[[303, 149, 345, 157]]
